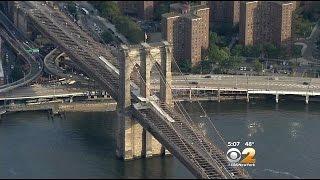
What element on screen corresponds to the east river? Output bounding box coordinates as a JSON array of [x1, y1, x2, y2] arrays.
[[1, 99, 319, 178]]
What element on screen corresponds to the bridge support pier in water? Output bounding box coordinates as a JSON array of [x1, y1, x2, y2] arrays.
[[306, 95, 309, 104], [116, 41, 173, 160]]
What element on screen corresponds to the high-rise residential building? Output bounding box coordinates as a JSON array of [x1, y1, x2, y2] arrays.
[[161, 2, 209, 67], [117, 1, 154, 20], [291, 1, 300, 10], [239, 1, 294, 49], [209, 1, 240, 28]]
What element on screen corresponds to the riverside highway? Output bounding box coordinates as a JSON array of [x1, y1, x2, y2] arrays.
[[2, 74, 320, 101], [152, 74, 320, 92]]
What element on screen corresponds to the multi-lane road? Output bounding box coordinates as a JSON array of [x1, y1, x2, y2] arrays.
[[0, 10, 43, 92], [2, 74, 320, 102], [150, 74, 320, 92], [0, 83, 93, 100]]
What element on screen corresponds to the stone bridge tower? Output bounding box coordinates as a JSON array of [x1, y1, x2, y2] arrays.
[[116, 41, 173, 160]]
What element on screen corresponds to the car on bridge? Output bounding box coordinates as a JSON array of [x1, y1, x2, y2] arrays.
[[189, 81, 198, 85], [303, 82, 310, 85]]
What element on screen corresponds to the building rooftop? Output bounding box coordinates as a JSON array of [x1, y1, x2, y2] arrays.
[[183, 13, 202, 20], [243, 1, 293, 5], [191, 4, 209, 11], [162, 12, 181, 19], [163, 3, 208, 20], [269, 1, 293, 5]]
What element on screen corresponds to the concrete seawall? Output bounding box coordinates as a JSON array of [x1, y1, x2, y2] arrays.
[[1, 100, 117, 114], [58, 101, 117, 112]]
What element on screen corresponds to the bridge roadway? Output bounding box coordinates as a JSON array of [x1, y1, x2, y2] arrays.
[[0, 27, 42, 93], [162, 74, 320, 92], [0, 10, 43, 89], [42, 49, 320, 93], [0, 84, 103, 101], [44, 47, 94, 85], [42, 52, 320, 98], [0, 10, 43, 92], [43, 50, 320, 93], [15, 1, 250, 178]]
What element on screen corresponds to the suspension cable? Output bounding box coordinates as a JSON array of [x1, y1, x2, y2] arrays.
[[123, 54, 216, 179], [146, 50, 236, 178], [59, 8, 231, 175], [148, 51, 228, 148], [173, 57, 228, 146], [99, 36, 227, 176]]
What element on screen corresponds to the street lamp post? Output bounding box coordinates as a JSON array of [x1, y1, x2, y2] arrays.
[[247, 75, 249, 89], [235, 76, 238, 88]]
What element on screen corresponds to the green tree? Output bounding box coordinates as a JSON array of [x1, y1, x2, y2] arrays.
[[263, 43, 280, 59], [199, 59, 212, 74], [114, 16, 144, 43], [292, 45, 302, 58], [209, 32, 219, 46], [66, 2, 77, 20], [208, 45, 230, 72], [91, 1, 121, 23], [244, 45, 260, 57], [253, 59, 262, 72], [154, 3, 170, 21], [209, 45, 230, 65], [218, 36, 230, 47], [228, 56, 242, 70], [101, 30, 114, 43], [178, 59, 192, 73], [231, 44, 243, 56]]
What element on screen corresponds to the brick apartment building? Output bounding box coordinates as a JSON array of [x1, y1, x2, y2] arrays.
[[239, 1, 294, 50], [161, 2, 209, 67], [117, 1, 154, 20], [208, 1, 240, 28]]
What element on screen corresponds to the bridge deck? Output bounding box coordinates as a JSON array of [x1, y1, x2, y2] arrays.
[[0, 10, 43, 93], [133, 102, 250, 179], [16, 1, 250, 178]]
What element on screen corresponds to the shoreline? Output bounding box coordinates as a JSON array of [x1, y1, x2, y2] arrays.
[[1, 94, 319, 117], [0, 100, 117, 117]]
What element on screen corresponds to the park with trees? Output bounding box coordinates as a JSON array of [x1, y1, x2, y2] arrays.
[[90, 1, 144, 44]]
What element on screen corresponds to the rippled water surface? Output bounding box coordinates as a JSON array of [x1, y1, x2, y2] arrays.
[[0, 99, 319, 178]]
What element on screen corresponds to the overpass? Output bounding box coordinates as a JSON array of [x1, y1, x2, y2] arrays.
[[7, 1, 250, 178], [41, 52, 320, 104], [0, 10, 43, 93], [44, 47, 94, 85]]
